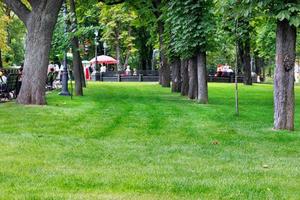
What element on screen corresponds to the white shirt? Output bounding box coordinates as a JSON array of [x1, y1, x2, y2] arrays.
[[0, 76, 7, 84]]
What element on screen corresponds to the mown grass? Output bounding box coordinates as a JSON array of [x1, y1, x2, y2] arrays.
[[0, 82, 299, 199]]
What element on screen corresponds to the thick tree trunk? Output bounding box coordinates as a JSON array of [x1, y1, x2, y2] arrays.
[[158, 21, 170, 87], [171, 57, 181, 93], [181, 59, 189, 96], [11, 0, 63, 105], [188, 57, 197, 99], [17, 21, 55, 104], [274, 19, 296, 131], [0, 49, 3, 69], [197, 51, 208, 104], [69, 0, 83, 96]]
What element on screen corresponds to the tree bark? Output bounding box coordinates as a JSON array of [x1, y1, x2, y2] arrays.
[[181, 59, 189, 96], [274, 19, 296, 131], [238, 36, 252, 85], [69, 0, 83, 96], [171, 57, 181, 93], [4, 0, 63, 105], [197, 51, 208, 104], [158, 20, 170, 87], [237, 19, 252, 85], [152, 0, 170, 86], [188, 56, 197, 99]]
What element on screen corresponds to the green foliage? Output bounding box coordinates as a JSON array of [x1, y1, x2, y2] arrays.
[[99, 2, 138, 65], [3, 15, 26, 66], [166, 0, 215, 59], [0, 12, 8, 52], [252, 16, 276, 60], [256, 0, 300, 27], [50, 11, 70, 62], [0, 4, 26, 66]]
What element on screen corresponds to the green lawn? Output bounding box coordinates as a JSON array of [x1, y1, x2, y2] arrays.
[[0, 82, 299, 199]]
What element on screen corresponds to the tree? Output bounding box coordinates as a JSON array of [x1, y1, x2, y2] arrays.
[[152, 0, 170, 87], [237, 18, 252, 85], [99, 2, 137, 71], [3, 0, 64, 105], [166, 0, 214, 103], [170, 57, 181, 93], [216, 0, 254, 85], [256, 0, 299, 130], [69, 0, 84, 96], [180, 59, 189, 96], [0, 12, 7, 68]]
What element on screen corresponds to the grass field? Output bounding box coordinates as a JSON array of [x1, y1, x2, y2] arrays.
[[0, 82, 299, 199]]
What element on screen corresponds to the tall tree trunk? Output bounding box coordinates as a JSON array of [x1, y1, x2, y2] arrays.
[[238, 38, 252, 85], [69, 0, 83, 96], [274, 19, 296, 131], [158, 20, 170, 87], [237, 19, 252, 85], [18, 19, 57, 104], [197, 51, 208, 104], [0, 49, 3, 69], [4, 0, 63, 105], [243, 36, 252, 85], [70, 37, 83, 96], [171, 57, 181, 93], [188, 56, 197, 99], [181, 59, 189, 96]]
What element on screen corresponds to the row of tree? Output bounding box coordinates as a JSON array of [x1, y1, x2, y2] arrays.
[[0, 0, 299, 131], [157, 0, 300, 131]]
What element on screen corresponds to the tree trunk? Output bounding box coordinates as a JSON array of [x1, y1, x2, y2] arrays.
[[69, 0, 83, 96], [158, 20, 170, 87], [243, 36, 252, 85], [0, 49, 3, 69], [4, 0, 63, 105], [71, 36, 83, 96], [18, 18, 58, 104], [181, 59, 189, 96], [171, 57, 181, 93], [274, 19, 296, 131], [188, 56, 197, 99], [81, 65, 86, 88], [124, 49, 131, 68], [115, 28, 122, 71], [238, 36, 252, 85], [197, 51, 208, 104]]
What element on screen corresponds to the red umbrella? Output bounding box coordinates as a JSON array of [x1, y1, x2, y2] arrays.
[[89, 55, 118, 65]]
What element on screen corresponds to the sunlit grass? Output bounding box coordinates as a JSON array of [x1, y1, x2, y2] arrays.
[[0, 82, 299, 199]]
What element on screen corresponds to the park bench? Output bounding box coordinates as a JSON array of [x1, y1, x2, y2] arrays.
[[0, 73, 18, 101]]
